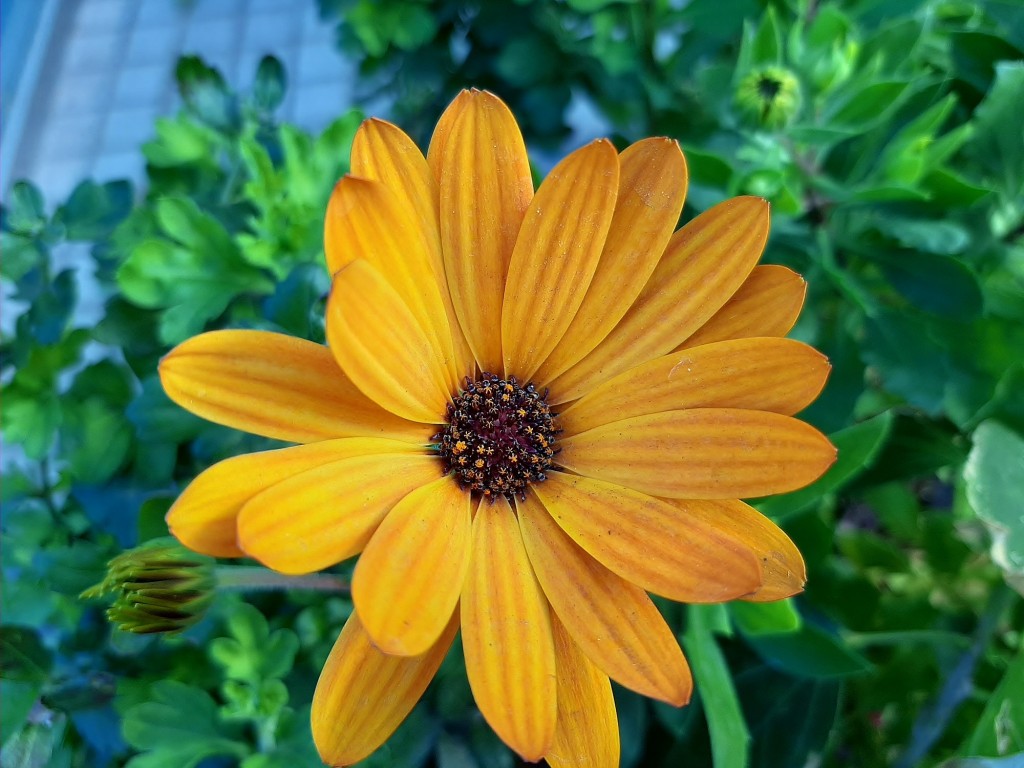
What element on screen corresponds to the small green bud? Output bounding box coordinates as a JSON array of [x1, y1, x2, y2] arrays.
[[82, 538, 215, 634], [735, 66, 802, 130]]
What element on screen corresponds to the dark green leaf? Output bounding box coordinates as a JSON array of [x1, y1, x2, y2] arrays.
[[873, 250, 984, 318], [965, 61, 1024, 196], [56, 180, 134, 241], [175, 55, 238, 132], [6, 181, 47, 233], [253, 56, 287, 112], [747, 623, 872, 678]]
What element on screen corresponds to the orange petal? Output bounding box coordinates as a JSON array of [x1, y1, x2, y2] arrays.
[[532, 472, 762, 603], [518, 492, 691, 704], [680, 264, 807, 350], [159, 330, 430, 444], [545, 617, 620, 768], [462, 496, 556, 760], [326, 260, 452, 424], [237, 452, 440, 574], [664, 498, 807, 602], [501, 139, 619, 381], [167, 438, 418, 558], [439, 90, 533, 373], [549, 196, 769, 403], [559, 338, 831, 437], [558, 408, 837, 499], [353, 476, 471, 656], [350, 117, 474, 377], [312, 610, 457, 766], [534, 138, 688, 386], [325, 174, 462, 388]]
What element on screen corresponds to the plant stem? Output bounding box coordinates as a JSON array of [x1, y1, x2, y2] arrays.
[[214, 566, 349, 594], [894, 583, 1016, 768]]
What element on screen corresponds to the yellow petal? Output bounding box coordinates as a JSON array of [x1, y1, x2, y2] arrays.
[[326, 260, 452, 424], [324, 175, 461, 389], [518, 492, 691, 704], [545, 617, 620, 768], [532, 472, 762, 603], [680, 264, 807, 350], [549, 196, 769, 403], [462, 496, 556, 760], [558, 408, 837, 499], [350, 117, 475, 377], [312, 610, 457, 767], [439, 90, 533, 373], [663, 498, 807, 602], [159, 330, 430, 444], [427, 90, 472, 197], [559, 338, 831, 437], [237, 452, 440, 574], [350, 118, 442, 278], [534, 138, 688, 385], [501, 139, 619, 381], [353, 476, 471, 656], [167, 438, 417, 558]]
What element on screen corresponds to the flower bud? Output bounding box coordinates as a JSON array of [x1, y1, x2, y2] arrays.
[[735, 66, 802, 130], [82, 538, 215, 634]]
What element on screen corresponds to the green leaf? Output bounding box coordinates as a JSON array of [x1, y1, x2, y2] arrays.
[[117, 204, 273, 343], [253, 55, 287, 113], [730, 600, 801, 636], [122, 680, 248, 768], [757, 411, 893, 519], [871, 249, 983, 318], [738, 666, 841, 768], [60, 398, 134, 483], [6, 181, 47, 232], [0, 626, 53, 744], [853, 415, 968, 486], [747, 623, 872, 678], [965, 61, 1024, 197], [964, 647, 1024, 757], [209, 604, 300, 683], [965, 420, 1024, 577], [1, 391, 62, 458], [0, 231, 45, 281], [828, 81, 909, 130], [126, 375, 205, 444], [751, 7, 783, 66], [862, 310, 949, 414], [143, 117, 218, 168], [0, 626, 53, 683], [175, 55, 238, 132], [55, 180, 133, 241], [683, 605, 749, 768]]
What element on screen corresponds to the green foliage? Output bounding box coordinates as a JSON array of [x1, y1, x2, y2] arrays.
[[3, 1, 1024, 765]]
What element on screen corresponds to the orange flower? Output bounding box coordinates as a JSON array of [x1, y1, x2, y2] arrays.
[[160, 89, 835, 766]]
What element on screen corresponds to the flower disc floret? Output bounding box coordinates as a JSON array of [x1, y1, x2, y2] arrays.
[[437, 373, 557, 500]]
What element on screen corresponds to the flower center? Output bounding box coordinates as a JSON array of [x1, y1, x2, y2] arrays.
[[436, 373, 557, 501]]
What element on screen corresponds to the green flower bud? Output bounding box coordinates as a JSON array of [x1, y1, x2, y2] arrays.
[[735, 66, 802, 130], [82, 538, 215, 635]]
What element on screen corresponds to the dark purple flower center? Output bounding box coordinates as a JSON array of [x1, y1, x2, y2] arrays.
[[436, 373, 557, 501]]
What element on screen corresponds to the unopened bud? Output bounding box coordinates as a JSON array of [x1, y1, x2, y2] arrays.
[[82, 538, 215, 634], [735, 66, 802, 130]]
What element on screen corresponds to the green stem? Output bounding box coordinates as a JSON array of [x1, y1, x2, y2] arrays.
[[214, 566, 349, 593]]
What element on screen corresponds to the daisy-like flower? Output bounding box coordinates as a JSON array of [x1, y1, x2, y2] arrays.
[[160, 90, 836, 767]]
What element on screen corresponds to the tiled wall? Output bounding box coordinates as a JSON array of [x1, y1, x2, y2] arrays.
[[7, 0, 358, 202]]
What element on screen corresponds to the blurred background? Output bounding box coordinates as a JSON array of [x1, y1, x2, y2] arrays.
[[1, 0, 1022, 767]]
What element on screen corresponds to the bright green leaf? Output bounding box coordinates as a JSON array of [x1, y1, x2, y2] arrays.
[[965, 421, 1024, 577]]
